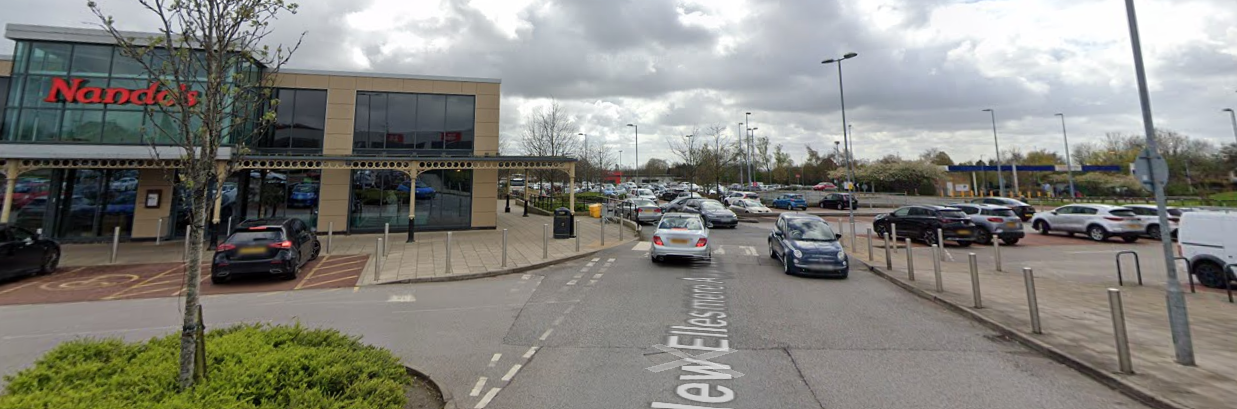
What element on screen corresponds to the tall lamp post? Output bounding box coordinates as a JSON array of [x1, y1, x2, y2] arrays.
[[1222, 109, 1237, 146], [617, 150, 623, 185], [1054, 114, 1077, 198], [981, 108, 1006, 197], [626, 124, 638, 187], [578, 133, 589, 189], [684, 134, 696, 190], [745, 113, 754, 187], [748, 127, 759, 185], [1124, 0, 1193, 365], [736, 123, 745, 186], [823, 52, 858, 248]]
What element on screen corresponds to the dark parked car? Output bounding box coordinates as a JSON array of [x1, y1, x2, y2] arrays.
[[818, 193, 858, 210], [971, 197, 1036, 221], [873, 205, 975, 247], [767, 213, 847, 277], [211, 218, 320, 284], [0, 224, 60, 281], [681, 199, 739, 229]]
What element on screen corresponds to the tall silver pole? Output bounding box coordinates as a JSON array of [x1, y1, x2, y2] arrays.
[[156, 218, 163, 246], [1056, 113, 1077, 198], [985, 109, 1006, 197], [575, 221, 580, 252], [543, 223, 549, 259], [1108, 288, 1134, 374], [374, 238, 383, 282], [994, 238, 1002, 272], [905, 238, 915, 281], [1124, 0, 1193, 366], [835, 59, 858, 255], [932, 244, 943, 292], [883, 233, 892, 270], [866, 228, 873, 261], [891, 224, 898, 252], [501, 228, 509, 267], [969, 253, 982, 308], [445, 232, 453, 274], [383, 223, 390, 257], [327, 221, 333, 255], [110, 226, 120, 264], [1225, 109, 1237, 147]]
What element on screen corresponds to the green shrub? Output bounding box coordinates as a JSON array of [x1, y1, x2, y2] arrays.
[[0, 324, 410, 409]]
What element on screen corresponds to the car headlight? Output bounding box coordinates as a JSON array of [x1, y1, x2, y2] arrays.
[[792, 249, 803, 258]]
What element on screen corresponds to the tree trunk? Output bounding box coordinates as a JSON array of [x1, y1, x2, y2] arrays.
[[178, 183, 208, 389]]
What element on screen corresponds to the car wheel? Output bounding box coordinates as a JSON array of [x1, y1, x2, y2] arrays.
[[39, 248, 60, 274], [1193, 261, 1228, 288], [873, 223, 888, 237], [769, 242, 778, 259], [651, 254, 662, 264], [1001, 237, 1020, 246], [706, 220, 714, 229], [1121, 235, 1139, 243], [920, 230, 938, 246], [1146, 225, 1161, 240], [974, 228, 993, 245], [210, 275, 228, 285], [837, 202, 844, 210], [783, 254, 794, 275], [955, 241, 973, 247], [283, 257, 300, 280], [1087, 225, 1109, 242], [819, 202, 826, 209], [1034, 220, 1051, 235], [309, 240, 321, 261]]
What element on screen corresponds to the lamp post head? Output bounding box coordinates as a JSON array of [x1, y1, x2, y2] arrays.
[[746, 112, 751, 115], [1224, 108, 1234, 113], [626, 123, 635, 127], [1054, 113, 1063, 117], [982, 109, 993, 112], [843, 52, 858, 59], [821, 59, 836, 64]]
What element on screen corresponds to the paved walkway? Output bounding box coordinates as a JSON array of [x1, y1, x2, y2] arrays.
[[57, 201, 638, 286], [846, 234, 1237, 409]]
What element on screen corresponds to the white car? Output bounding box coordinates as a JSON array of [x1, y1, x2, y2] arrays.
[[1029, 204, 1144, 242], [729, 199, 771, 214], [632, 188, 658, 202], [1124, 204, 1181, 240], [723, 191, 760, 206], [650, 213, 712, 263], [1179, 211, 1236, 288]]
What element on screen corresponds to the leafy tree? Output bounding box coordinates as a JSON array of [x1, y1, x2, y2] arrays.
[[919, 148, 954, 166], [772, 144, 793, 184]]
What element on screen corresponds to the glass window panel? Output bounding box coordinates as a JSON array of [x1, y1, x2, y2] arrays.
[[27, 42, 72, 74], [368, 93, 389, 149], [353, 93, 370, 149], [61, 110, 104, 142], [3, 109, 18, 141], [415, 94, 445, 149], [270, 89, 295, 148], [290, 89, 325, 149], [444, 95, 474, 150], [0, 78, 9, 133], [101, 109, 144, 144], [70, 45, 114, 76], [147, 111, 178, 144], [386, 93, 417, 149], [12, 42, 29, 75], [110, 48, 146, 78], [20, 76, 60, 108], [349, 170, 410, 231], [16, 109, 62, 142], [415, 170, 472, 230]]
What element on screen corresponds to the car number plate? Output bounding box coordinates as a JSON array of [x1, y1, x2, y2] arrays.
[[1127, 223, 1140, 228], [956, 229, 971, 236], [239, 246, 266, 255], [670, 238, 690, 244], [1005, 222, 1017, 228]]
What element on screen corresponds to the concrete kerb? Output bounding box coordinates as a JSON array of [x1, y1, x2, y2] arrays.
[[404, 365, 453, 409], [855, 258, 1188, 409], [377, 237, 639, 285]]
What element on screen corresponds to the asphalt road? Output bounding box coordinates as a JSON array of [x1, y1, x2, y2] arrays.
[[0, 218, 1150, 409]]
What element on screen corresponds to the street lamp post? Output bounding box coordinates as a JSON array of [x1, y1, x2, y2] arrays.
[[685, 134, 696, 191], [627, 124, 638, 187], [578, 133, 588, 188], [1054, 114, 1077, 198], [748, 127, 759, 185], [736, 123, 745, 186], [823, 52, 859, 247], [1222, 109, 1237, 146], [981, 108, 1006, 197], [745, 113, 754, 187], [1124, 0, 1193, 365], [617, 150, 623, 184]]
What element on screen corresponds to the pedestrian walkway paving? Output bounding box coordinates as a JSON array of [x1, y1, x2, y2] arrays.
[[846, 234, 1237, 409], [56, 201, 638, 286]]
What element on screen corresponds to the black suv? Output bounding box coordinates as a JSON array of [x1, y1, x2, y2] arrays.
[[211, 218, 320, 283], [873, 205, 975, 247], [0, 224, 60, 281]]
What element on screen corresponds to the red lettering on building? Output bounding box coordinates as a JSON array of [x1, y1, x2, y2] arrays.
[[43, 77, 200, 107]]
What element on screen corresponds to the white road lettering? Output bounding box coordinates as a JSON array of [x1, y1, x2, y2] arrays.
[[650, 270, 742, 408]]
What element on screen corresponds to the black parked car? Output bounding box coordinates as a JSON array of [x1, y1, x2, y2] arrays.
[[818, 193, 859, 210], [971, 197, 1036, 221], [211, 218, 320, 284], [872, 205, 975, 247], [0, 224, 60, 281], [680, 199, 739, 229]]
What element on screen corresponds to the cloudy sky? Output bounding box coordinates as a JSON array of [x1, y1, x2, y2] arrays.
[[2, 0, 1235, 166]]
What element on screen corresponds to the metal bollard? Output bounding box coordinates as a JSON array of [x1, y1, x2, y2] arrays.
[[445, 232, 453, 274], [602, 215, 606, 246], [619, 215, 624, 241], [110, 226, 120, 264], [994, 238, 1002, 272], [937, 228, 946, 260], [183, 225, 192, 262], [502, 229, 509, 267], [156, 218, 164, 246], [969, 253, 983, 308], [866, 228, 873, 261], [1024, 268, 1042, 334], [884, 233, 893, 270], [575, 221, 581, 252], [384, 223, 390, 257], [891, 224, 898, 252], [1108, 288, 1133, 374], [227, 216, 234, 236], [905, 238, 915, 281], [374, 238, 384, 282], [932, 244, 943, 292], [327, 222, 334, 255], [543, 224, 549, 259]]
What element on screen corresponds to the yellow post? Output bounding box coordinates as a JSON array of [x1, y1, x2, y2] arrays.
[[1, 161, 18, 224]]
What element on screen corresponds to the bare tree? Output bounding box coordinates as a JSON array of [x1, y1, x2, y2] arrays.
[[755, 136, 772, 183], [699, 124, 731, 193], [518, 100, 580, 192], [667, 127, 703, 190], [89, 0, 302, 388]]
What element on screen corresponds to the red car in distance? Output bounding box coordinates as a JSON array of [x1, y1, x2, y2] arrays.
[[812, 182, 837, 191]]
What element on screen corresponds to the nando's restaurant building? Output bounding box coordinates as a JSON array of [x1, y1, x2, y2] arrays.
[[0, 24, 576, 242]]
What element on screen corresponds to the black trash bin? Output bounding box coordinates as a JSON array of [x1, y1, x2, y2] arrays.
[[553, 207, 573, 239]]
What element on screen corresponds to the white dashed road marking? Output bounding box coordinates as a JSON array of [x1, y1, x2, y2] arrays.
[[474, 388, 501, 408], [564, 305, 575, 314], [469, 377, 488, 397], [567, 280, 578, 286], [552, 316, 565, 326], [715, 247, 726, 255], [539, 328, 554, 341], [387, 294, 415, 302], [523, 346, 539, 358], [501, 364, 523, 381], [593, 273, 603, 279], [488, 353, 501, 367], [587, 280, 598, 286]]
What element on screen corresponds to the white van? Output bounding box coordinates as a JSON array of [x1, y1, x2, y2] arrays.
[[1178, 211, 1237, 288]]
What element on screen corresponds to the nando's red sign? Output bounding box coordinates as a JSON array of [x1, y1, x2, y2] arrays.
[[43, 77, 200, 107]]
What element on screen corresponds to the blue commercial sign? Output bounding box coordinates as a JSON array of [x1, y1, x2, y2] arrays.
[[946, 165, 1121, 172]]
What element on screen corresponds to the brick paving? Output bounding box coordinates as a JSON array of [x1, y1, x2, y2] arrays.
[[847, 233, 1237, 409]]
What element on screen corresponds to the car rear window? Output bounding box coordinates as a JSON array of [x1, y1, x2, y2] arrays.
[[701, 202, 726, 210], [939, 210, 968, 219], [1167, 208, 1183, 217], [1109, 209, 1136, 217], [631, 199, 655, 207], [982, 208, 1017, 217], [659, 217, 704, 230], [227, 230, 284, 244]]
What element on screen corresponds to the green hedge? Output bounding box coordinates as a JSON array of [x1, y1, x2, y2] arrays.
[[0, 324, 410, 409]]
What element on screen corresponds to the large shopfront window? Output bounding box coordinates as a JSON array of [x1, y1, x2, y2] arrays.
[[349, 169, 472, 232], [253, 88, 326, 151], [0, 77, 9, 132], [353, 91, 475, 155], [241, 169, 320, 229], [1, 40, 261, 145], [5, 169, 136, 240]]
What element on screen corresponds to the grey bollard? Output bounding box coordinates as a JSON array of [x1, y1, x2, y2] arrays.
[[891, 224, 898, 252], [994, 238, 1002, 272], [969, 253, 982, 308], [932, 244, 943, 292], [1108, 288, 1133, 374], [156, 218, 164, 246], [619, 214, 624, 241], [543, 224, 549, 259], [575, 221, 581, 252], [374, 238, 384, 282], [866, 228, 874, 261], [883, 233, 893, 270], [502, 229, 509, 267], [327, 222, 334, 255], [937, 228, 946, 260], [601, 215, 606, 246], [445, 232, 453, 274], [384, 223, 390, 257], [1024, 268, 1042, 334], [905, 238, 915, 281], [110, 226, 120, 264], [227, 216, 234, 236]]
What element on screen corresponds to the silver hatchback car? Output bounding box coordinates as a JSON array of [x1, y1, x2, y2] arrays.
[[650, 213, 712, 263], [949, 203, 1025, 245], [1029, 204, 1144, 243]]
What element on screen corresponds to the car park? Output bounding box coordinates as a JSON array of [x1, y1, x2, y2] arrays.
[[1178, 211, 1237, 288], [948, 203, 1024, 245], [0, 224, 60, 281], [618, 198, 663, 224], [729, 198, 771, 214], [767, 213, 847, 277], [771, 193, 808, 210], [971, 197, 1036, 221], [1029, 204, 1143, 243], [1124, 204, 1181, 240], [818, 192, 858, 210], [873, 205, 975, 246], [211, 218, 320, 284], [680, 199, 738, 228], [650, 213, 712, 263]]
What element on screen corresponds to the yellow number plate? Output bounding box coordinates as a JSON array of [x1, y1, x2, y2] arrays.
[[1127, 223, 1141, 228], [239, 246, 266, 255], [956, 230, 971, 236], [670, 238, 690, 244], [1006, 222, 1017, 228]]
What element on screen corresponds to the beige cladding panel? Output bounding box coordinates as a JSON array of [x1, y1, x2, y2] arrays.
[[371, 77, 402, 92], [402, 79, 434, 93], [474, 136, 499, 155], [316, 168, 352, 232], [431, 81, 464, 94], [296, 74, 331, 89], [477, 94, 499, 109], [327, 103, 354, 120], [327, 75, 357, 90], [477, 108, 500, 124], [472, 168, 498, 228], [271, 73, 298, 88], [477, 122, 499, 138], [460, 82, 477, 95], [131, 169, 174, 239], [0, 60, 13, 76], [477, 82, 500, 95], [327, 88, 355, 104]]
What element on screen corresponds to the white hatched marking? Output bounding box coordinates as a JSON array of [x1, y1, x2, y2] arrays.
[[552, 316, 565, 326], [585, 262, 596, 267], [475, 388, 501, 408], [488, 353, 501, 367], [501, 364, 523, 381], [564, 305, 575, 314], [469, 377, 488, 396], [593, 273, 603, 279], [509, 288, 519, 292], [608, 258, 616, 262], [632, 242, 652, 251], [567, 280, 578, 286], [521, 274, 531, 280], [523, 346, 539, 358], [573, 274, 583, 279], [715, 247, 726, 255], [387, 294, 415, 302], [587, 279, 598, 286], [591, 257, 601, 262]]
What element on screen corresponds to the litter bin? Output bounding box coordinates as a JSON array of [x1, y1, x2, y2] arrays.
[[588, 203, 603, 218], [554, 207, 573, 239]]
